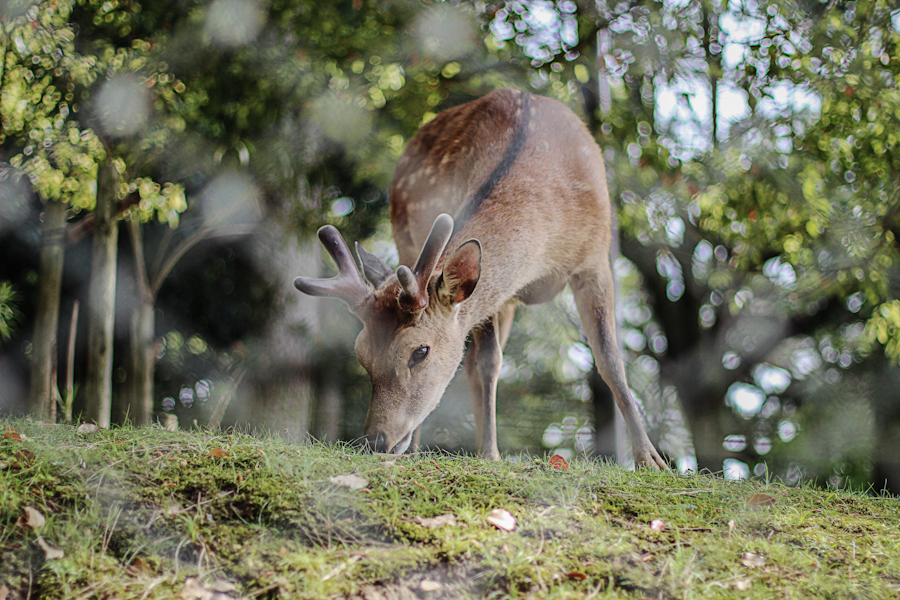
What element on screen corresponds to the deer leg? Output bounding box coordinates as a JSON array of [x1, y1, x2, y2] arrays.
[[411, 426, 421, 453], [465, 305, 514, 460], [570, 269, 668, 469]]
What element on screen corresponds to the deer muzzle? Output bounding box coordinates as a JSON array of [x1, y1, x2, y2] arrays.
[[364, 427, 414, 455]]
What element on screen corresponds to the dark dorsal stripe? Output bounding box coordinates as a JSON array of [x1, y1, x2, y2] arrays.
[[453, 91, 532, 236]]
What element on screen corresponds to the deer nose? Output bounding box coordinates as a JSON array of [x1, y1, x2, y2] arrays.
[[364, 431, 389, 453]]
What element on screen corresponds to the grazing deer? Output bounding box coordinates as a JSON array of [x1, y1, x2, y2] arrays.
[[294, 87, 666, 468]]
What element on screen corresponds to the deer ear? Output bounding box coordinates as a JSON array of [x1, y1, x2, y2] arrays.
[[438, 240, 481, 306], [356, 242, 392, 288]]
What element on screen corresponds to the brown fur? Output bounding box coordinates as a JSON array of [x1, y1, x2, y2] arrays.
[[297, 88, 667, 468]]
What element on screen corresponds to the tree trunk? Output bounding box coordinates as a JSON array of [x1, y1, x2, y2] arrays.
[[84, 161, 119, 427], [28, 200, 67, 420], [127, 298, 155, 425], [873, 365, 900, 496], [125, 219, 156, 425], [703, 5, 720, 148]]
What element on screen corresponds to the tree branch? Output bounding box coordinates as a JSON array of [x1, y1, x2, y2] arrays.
[[150, 224, 257, 300]]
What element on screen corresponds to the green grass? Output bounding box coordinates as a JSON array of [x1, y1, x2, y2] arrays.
[[1, 419, 899, 599]]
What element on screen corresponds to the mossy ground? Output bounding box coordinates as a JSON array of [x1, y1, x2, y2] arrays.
[[1, 419, 898, 599]]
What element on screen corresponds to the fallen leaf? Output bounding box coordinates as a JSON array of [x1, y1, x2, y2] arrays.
[[416, 513, 457, 529], [1, 583, 9, 600], [19, 506, 46, 530], [727, 519, 736, 536], [0, 462, 7, 470], [741, 552, 766, 568], [36, 536, 64, 560], [733, 578, 752, 591], [549, 454, 569, 470], [166, 501, 184, 517], [419, 580, 442, 592], [486, 508, 516, 532], [329, 474, 369, 490], [13, 448, 35, 467], [210, 581, 237, 593], [650, 518, 666, 532], [76, 423, 100, 435], [746, 493, 776, 509], [127, 556, 153, 576], [566, 572, 587, 581], [3, 428, 21, 442], [178, 577, 207, 599]]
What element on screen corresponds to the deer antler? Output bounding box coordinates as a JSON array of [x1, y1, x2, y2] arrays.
[[398, 213, 454, 311], [294, 225, 369, 308]]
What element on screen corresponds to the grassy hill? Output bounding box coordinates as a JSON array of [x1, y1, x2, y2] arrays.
[[1, 419, 898, 599]]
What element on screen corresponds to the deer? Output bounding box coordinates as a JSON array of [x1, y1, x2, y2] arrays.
[[294, 87, 667, 468]]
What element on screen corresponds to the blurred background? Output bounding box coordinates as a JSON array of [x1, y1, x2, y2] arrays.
[[1, 0, 898, 494]]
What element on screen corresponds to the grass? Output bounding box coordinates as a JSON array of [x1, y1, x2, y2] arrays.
[[1, 419, 899, 599]]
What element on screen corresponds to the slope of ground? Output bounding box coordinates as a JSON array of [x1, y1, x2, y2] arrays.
[[1, 420, 898, 599]]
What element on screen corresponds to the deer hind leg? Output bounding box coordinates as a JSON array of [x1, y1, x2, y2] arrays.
[[465, 304, 515, 460], [569, 268, 668, 469]]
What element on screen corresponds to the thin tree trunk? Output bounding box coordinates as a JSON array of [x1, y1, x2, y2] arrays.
[[873, 365, 900, 495], [28, 200, 67, 421], [126, 219, 155, 425], [64, 300, 79, 422], [704, 5, 720, 148], [127, 301, 155, 425], [84, 162, 119, 427]]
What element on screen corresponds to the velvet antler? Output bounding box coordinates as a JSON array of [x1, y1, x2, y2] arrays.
[[294, 225, 369, 308], [397, 213, 454, 311]]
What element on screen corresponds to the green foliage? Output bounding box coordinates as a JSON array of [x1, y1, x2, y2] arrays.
[[0, 0, 190, 223], [0, 281, 20, 342]]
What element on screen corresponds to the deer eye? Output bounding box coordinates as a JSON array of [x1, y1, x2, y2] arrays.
[[408, 346, 429, 369]]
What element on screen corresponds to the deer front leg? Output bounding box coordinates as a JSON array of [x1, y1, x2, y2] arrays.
[[465, 305, 515, 460], [570, 270, 668, 470]]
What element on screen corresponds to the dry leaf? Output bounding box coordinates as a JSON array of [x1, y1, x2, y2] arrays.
[[549, 454, 569, 470], [329, 474, 369, 490], [166, 501, 184, 517], [3, 428, 21, 442], [178, 578, 207, 600], [727, 519, 736, 536], [416, 513, 457, 529], [486, 508, 516, 532], [419, 580, 442, 592], [733, 578, 752, 591], [19, 506, 46, 530], [12, 448, 35, 467], [1, 583, 9, 600], [746, 493, 777, 509], [177, 577, 235, 600], [127, 556, 153, 576], [566, 572, 587, 581], [76, 423, 100, 435], [741, 552, 766, 568], [650, 518, 666, 532], [36, 536, 64, 560], [210, 581, 237, 593], [0, 462, 7, 470]]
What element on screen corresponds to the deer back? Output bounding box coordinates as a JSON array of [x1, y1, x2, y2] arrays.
[[390, 87, 612, 323]]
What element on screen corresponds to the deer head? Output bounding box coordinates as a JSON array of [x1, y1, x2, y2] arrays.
[[294, 213, 482, 453]]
